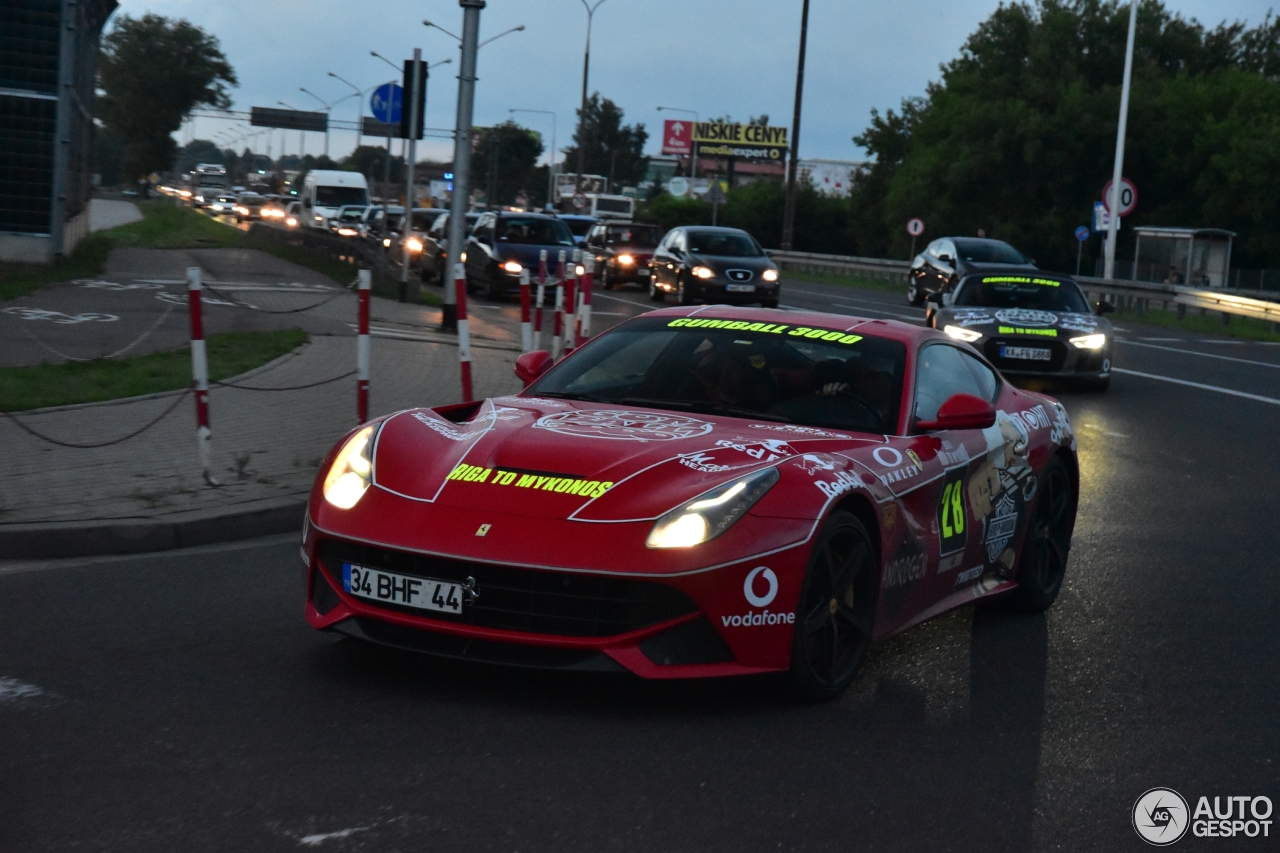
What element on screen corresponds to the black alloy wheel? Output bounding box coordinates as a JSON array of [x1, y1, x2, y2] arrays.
[[1011, 456, 1074, 612], [648, 277, 665, 302], [789, 511, 878, 701]]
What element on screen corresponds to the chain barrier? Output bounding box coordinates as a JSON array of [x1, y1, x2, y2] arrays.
[[1, 389, 191, 449], [199, 278, 355, 315], [212, 370, 356, 392], [4, 297, 179, 364]]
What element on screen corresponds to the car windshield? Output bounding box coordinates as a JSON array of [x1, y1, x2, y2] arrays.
[[411, 211, 442, 230], [529, 315, 906, 435], [952, 239, 1030, 264], [954, 276, 1091, 312], [239, 195, 264, 204], [315, 185, 369, 207], [606, 225, 662, 246], [561, 218, 595, 236], [497, 217, 575, 246], [688, 230, 763, 257]]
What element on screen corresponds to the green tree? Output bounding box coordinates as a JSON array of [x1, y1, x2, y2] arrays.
[[173, 139, 225, 175], [561, 94, 649, 190], [98, 14, 237, 180], [850, 1, 1280, 269], [474, 121, 545, 206]]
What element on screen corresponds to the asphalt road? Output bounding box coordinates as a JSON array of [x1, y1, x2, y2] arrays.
[[2, 274, 1277, 851]]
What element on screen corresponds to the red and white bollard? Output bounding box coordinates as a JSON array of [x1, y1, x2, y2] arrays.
[[534, 250, 547, 352], [454, 263, 473, 402], [578, 254, 594, 346], [563, 250, 578, 354], [187, 266, 217, 486], [356, 269, 371, 422], [519, 268, 532, 352], [551, 250, 567, 361]]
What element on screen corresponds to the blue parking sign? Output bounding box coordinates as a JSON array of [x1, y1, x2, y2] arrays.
[[370, 83, 403, 125]]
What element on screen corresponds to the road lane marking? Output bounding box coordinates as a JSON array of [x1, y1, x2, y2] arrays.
[[1117, 339, 1280, 369], [0, 677, 48, 703], [1138, 337, 1181, 341], [1197, 339, 1245, 344], [1113, 367, 1280, 406], [589, 292, 652, 308]]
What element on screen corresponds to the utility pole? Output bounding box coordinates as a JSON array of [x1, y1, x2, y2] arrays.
[[400, 48, 423, 303], [574, 1, 609, 193], [443, 0, 484, 331], [1104, 0, 1138, 281], [780, 0, 810, 251]]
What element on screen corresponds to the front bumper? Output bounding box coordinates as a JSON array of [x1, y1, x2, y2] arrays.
[[979, 335, 1112, 378]]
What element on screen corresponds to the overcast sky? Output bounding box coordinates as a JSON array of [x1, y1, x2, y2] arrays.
[[120, 0, 1277, 165]]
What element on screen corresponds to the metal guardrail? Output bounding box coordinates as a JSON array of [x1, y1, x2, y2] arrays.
[[770, 250, 1280, 326]]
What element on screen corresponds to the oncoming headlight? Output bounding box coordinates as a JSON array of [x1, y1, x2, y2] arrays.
[[1069, 333, 1107, 349], [944, 325, 983, 342], [405, 237, 424, 253], [502, 260, 523, 273], [647, 467, 779, 549], [322, 425, 376, 509], [692, 266, 715, 279], [616, 253, 635, 266], [762, 268, 778, 282]]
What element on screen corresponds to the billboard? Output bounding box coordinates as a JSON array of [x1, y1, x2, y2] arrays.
[[250, 106, 327, 133], [692, 121, 788, 161], [662, 119, 693, 155]]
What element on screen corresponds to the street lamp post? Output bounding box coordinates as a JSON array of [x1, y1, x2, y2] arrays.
[[574, 0, 610, 194], [780, 0, 811, 252], [510, 109, 557, 208], [657, 106, 699, 178], [277, 101, 305, 157], [1104, 0, 1138, 281], [299, 88, 332, 158], [328, 71, 364, 152], [441, 0, 486, 330]]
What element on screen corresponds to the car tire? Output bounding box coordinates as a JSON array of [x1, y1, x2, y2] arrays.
[[601, 266, 613, 290], [649, 278, 666, 302], [486, 266, 504, 300], [1010, 456, 1074, 613], [907, 279, 925, 307], [788, 510, 878, 702]]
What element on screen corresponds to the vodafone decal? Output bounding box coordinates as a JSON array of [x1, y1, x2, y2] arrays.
[[722, 566, 795, 628]]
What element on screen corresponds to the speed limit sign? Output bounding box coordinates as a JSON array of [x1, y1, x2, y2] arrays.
[[1101, 178, 1138, 217], [906, 217, 925, 237]]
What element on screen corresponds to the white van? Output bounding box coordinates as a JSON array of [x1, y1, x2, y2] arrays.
[[301, 170, 370, 230]]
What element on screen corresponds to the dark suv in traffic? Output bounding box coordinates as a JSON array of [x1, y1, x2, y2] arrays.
[[907, 236, 1036, 305]]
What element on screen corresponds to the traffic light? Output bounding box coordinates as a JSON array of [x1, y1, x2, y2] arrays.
[[400, 59, 427, 140]]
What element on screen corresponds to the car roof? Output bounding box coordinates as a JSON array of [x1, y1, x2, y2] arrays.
[[684, 225, 752, 235], [629, 305, 938, 348]]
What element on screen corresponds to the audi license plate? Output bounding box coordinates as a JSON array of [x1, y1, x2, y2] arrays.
[[342, 563, 463, 614], [1000, 345, 1052, 361], [725, 283, 755, 292]]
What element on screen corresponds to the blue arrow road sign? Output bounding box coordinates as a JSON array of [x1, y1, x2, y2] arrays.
[[1075, 225, 1090, 242], [370, 83, 403, 125]]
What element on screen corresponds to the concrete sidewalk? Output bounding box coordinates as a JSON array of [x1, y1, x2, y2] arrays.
[[0, 249, 525, 560]]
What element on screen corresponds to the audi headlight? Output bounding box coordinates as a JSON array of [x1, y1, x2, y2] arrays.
[[692, 266, 715, 279], [647, 467, 779, 549], [502, 260, 523, 273], [405, 237, 424, 253], [616, 253, 635, 266], [762, 268, 778, 282], [944, 325, 983, 342], [1069, 333, 1107, 349], [322, 426, 376, 509]]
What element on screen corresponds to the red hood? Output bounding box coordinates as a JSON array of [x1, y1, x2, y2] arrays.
[[371, 397, 880, 522]]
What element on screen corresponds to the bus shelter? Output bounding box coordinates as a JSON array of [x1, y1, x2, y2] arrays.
[[1131, 227, 1235, 288]]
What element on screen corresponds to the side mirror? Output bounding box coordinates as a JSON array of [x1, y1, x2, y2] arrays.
[[764, 249, 775, 258], [1096, 300, 1115, 315], [514, 350, 554, 386], [915, 393, 997, 432]]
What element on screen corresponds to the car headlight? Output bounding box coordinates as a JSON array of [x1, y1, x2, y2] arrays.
[[762, 268, 778, 282], [502, 260, 523, 273], [616, 253, 635, 266], [1069, 333, 1107, 349], [460, 251, 467, 262], [338, 227, 358, 237], [286, 217, 297, 227], [235, 206, 248, 215], [692, 265, 715, 279], [405, 237, 424, 253], [322, 426, 376, 509], [944, 325, 983, 342], [314, 215, 323, 222], [647, 467, 779, 549]]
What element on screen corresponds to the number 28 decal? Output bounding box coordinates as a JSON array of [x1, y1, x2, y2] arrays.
[[938, 467, 968, 556]]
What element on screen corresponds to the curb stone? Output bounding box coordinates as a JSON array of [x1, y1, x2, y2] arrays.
[[0, 498, 306, 560]]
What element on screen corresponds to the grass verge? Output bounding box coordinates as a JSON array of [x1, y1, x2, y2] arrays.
[[1113, 305, 1280, 342], [0, 199, 443, 305], [782, 269, 905, 293], [0, 328, 308, 412]]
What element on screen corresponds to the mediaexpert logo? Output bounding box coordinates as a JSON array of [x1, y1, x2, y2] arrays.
[[1133, 788, 1190, 846]]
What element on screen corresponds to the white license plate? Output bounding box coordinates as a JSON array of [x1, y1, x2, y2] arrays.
[[342, 563, 464, 614], [637, 268, 650, 276], [726, 283, 755, 292], [1000, 345, 1052, 361]]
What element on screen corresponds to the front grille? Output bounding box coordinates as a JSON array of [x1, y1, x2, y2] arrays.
[[340, 618, 622, 670], [983, 338, 1068, 372], [318, 540, 698, 638], [725, 269, 754, 282]]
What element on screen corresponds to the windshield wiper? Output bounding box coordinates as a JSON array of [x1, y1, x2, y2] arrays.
[[534, 391, 612, 404], [621, 397, 791, 423], [703, 404, 791, 423]]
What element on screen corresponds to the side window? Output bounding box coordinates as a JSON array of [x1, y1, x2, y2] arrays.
[[939, 240, 956, 261], [913, 344, 987, 422], [927, 240, 941, 258], [673, 231, 688, 253], [957, 350, 999, 401]]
